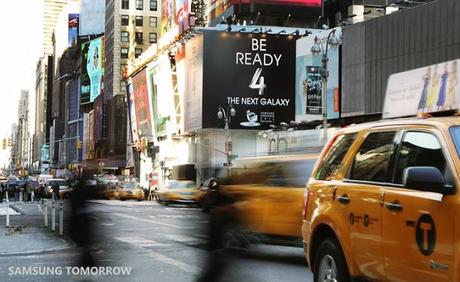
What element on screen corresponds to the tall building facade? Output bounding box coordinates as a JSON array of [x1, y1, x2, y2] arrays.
[[11, 91, 31, 173], [103, 0, 160, 166], [43, 0, 70, 55], [105, 0, 159, 98], [33, 57, 48, 168]]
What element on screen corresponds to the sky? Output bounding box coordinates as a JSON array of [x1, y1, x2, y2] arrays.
[[0, 0, 43, 167], [0, 0, 43, 137]]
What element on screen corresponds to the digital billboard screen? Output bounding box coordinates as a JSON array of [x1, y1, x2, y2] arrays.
[[202, 31, 296, 130]]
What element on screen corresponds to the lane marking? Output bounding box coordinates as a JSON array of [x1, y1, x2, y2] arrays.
[[112, 212, 193, 229], [165, 234, 207, 245]]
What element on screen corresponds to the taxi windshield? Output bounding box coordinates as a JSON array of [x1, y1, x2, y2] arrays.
[[450, 126, 460, 156]]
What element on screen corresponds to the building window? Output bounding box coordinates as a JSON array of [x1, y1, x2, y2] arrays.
[[150, 0, 157, 11], [135, 16, 143, 27], [122, 0, 129, 9], [121, 15, 129, 26], [136, 0, 143, 10], [135, 32, 143, 44], [135, 48, 143, 58], [121, 47, 129, 59], [121, 31, 129, 42], [120, 80, 127, 92], [149, 32, 157, 43], [149, 16, 157, 27]]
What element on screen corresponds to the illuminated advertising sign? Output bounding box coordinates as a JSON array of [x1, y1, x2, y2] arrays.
[[383, 59, 460, 118], [295, 29, 340, 121], [235, 0, 321, 5], [147, 56, 174, 136], [68, 13, 79, 47], [132, 69, 153, 137], [80, 41, 90, 104], [202, 31, 296, 130], [183, 35, 203, 132], [86, 36, 105, 102]]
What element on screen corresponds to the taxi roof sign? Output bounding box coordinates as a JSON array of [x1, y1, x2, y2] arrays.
[[382, 58, 460, 119]]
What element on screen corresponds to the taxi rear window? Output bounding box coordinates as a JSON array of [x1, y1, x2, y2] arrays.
[[450, 126, 460, 157]]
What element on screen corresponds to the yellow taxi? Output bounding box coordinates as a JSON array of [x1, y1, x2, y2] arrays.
[[213, 153, 318, 243], [118, 182, 144, 201], [302, 116, 460, 281], [157, 180, 200, 205]]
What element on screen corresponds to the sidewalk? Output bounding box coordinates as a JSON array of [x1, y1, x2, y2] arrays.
[[0, 201, 73, 256]]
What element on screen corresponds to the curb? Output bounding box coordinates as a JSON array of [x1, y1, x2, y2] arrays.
[[0, 234, 75, 257]]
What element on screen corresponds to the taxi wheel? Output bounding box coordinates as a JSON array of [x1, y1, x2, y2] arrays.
[[314, 238, 349, 282]]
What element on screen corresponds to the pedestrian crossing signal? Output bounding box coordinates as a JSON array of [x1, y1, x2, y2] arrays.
[[76, 139, 82, 149]]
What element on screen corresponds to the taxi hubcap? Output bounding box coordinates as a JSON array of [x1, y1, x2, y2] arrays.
[[318, 255, 338, 282]]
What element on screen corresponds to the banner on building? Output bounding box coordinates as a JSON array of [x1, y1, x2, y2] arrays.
[[202, 31, 296, 130], [132, 69, 153, 137], [86, 36, 105, 102], [295, 28, 340, 122], [126, 82, 140, 146], [183, 34, 203, 132], [383, 59, 460, 118], [80, 41, 91, 104], [147, 56, 175, 136]]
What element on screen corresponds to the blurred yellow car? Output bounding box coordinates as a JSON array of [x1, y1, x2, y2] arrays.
[[204, 153, 318, 244], [157, 180, 199, 205], [118, 182, 144, 201], [105, 185, 122, 200]]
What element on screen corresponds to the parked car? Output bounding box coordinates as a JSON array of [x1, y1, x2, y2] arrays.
[[157, 180, 199, 205], [302, 116, 460, 281], [118, 182, 144, 201]]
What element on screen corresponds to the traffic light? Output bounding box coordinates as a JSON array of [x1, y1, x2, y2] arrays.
[[76, 138, 82, 149], [7, 138, 12, 147], [1, 138, 6, 150]]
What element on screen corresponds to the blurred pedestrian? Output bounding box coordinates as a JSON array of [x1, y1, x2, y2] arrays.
[[70, 173, 97, 267], [0, 182, 4, 203], [197, 179, 240, 282]]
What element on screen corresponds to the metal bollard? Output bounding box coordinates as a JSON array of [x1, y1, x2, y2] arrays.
[[44, 200, 48, 227], [59, 201, 64, 235], [19, 191, 23, 203], [51, 200, 56, 231], [6, 198, 9, 227], [31, 190, 35, 202]]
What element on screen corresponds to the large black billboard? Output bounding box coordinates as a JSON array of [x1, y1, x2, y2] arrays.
[[202, 31, 296, 130]]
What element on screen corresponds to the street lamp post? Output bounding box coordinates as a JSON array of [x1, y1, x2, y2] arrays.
[[311, 28, 340, 143], [217, 104, 236, 177]]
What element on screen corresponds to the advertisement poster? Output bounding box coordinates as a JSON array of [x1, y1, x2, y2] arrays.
[[175, 0, 190, 34], [383, 59, 460, 118], [68, 14, 79, 47], [147, 55, 175, 136], [80, 41, 91, 104], [126, 82, 140, 146], [160, 0, 176, 37], [184, 35, 203, 132], [202, 31, 296, 130], [132, 69, 153, 137], [295, 28, 340, 122], [305, 65, 322, 114], [86, 36, 105, 102]]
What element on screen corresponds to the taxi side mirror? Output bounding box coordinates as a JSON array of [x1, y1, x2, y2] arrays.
[[403, 166, 455, 195]]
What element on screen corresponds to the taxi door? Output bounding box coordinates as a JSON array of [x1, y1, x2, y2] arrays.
[[382, 130, 455, 281], [336, 130, 398, 280]]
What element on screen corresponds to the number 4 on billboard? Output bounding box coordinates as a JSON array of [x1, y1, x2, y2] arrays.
[[249, 68, 266, 95]]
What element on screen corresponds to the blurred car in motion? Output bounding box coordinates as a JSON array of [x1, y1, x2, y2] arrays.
[[43, 178, 69, 198], [157, 180, 199, 205], [104, 185, 122, 200], [118, 182, 144, 201], [202, 153, 318, 246]]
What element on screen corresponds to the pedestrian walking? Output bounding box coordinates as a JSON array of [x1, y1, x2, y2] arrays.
[[0, 182, 4, 203]]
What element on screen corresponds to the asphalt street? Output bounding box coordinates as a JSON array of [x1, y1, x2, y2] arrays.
[[0, 200, 313, 282]]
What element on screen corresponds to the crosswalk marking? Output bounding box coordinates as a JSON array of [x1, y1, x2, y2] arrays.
[[114, 236, 168, 248]]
